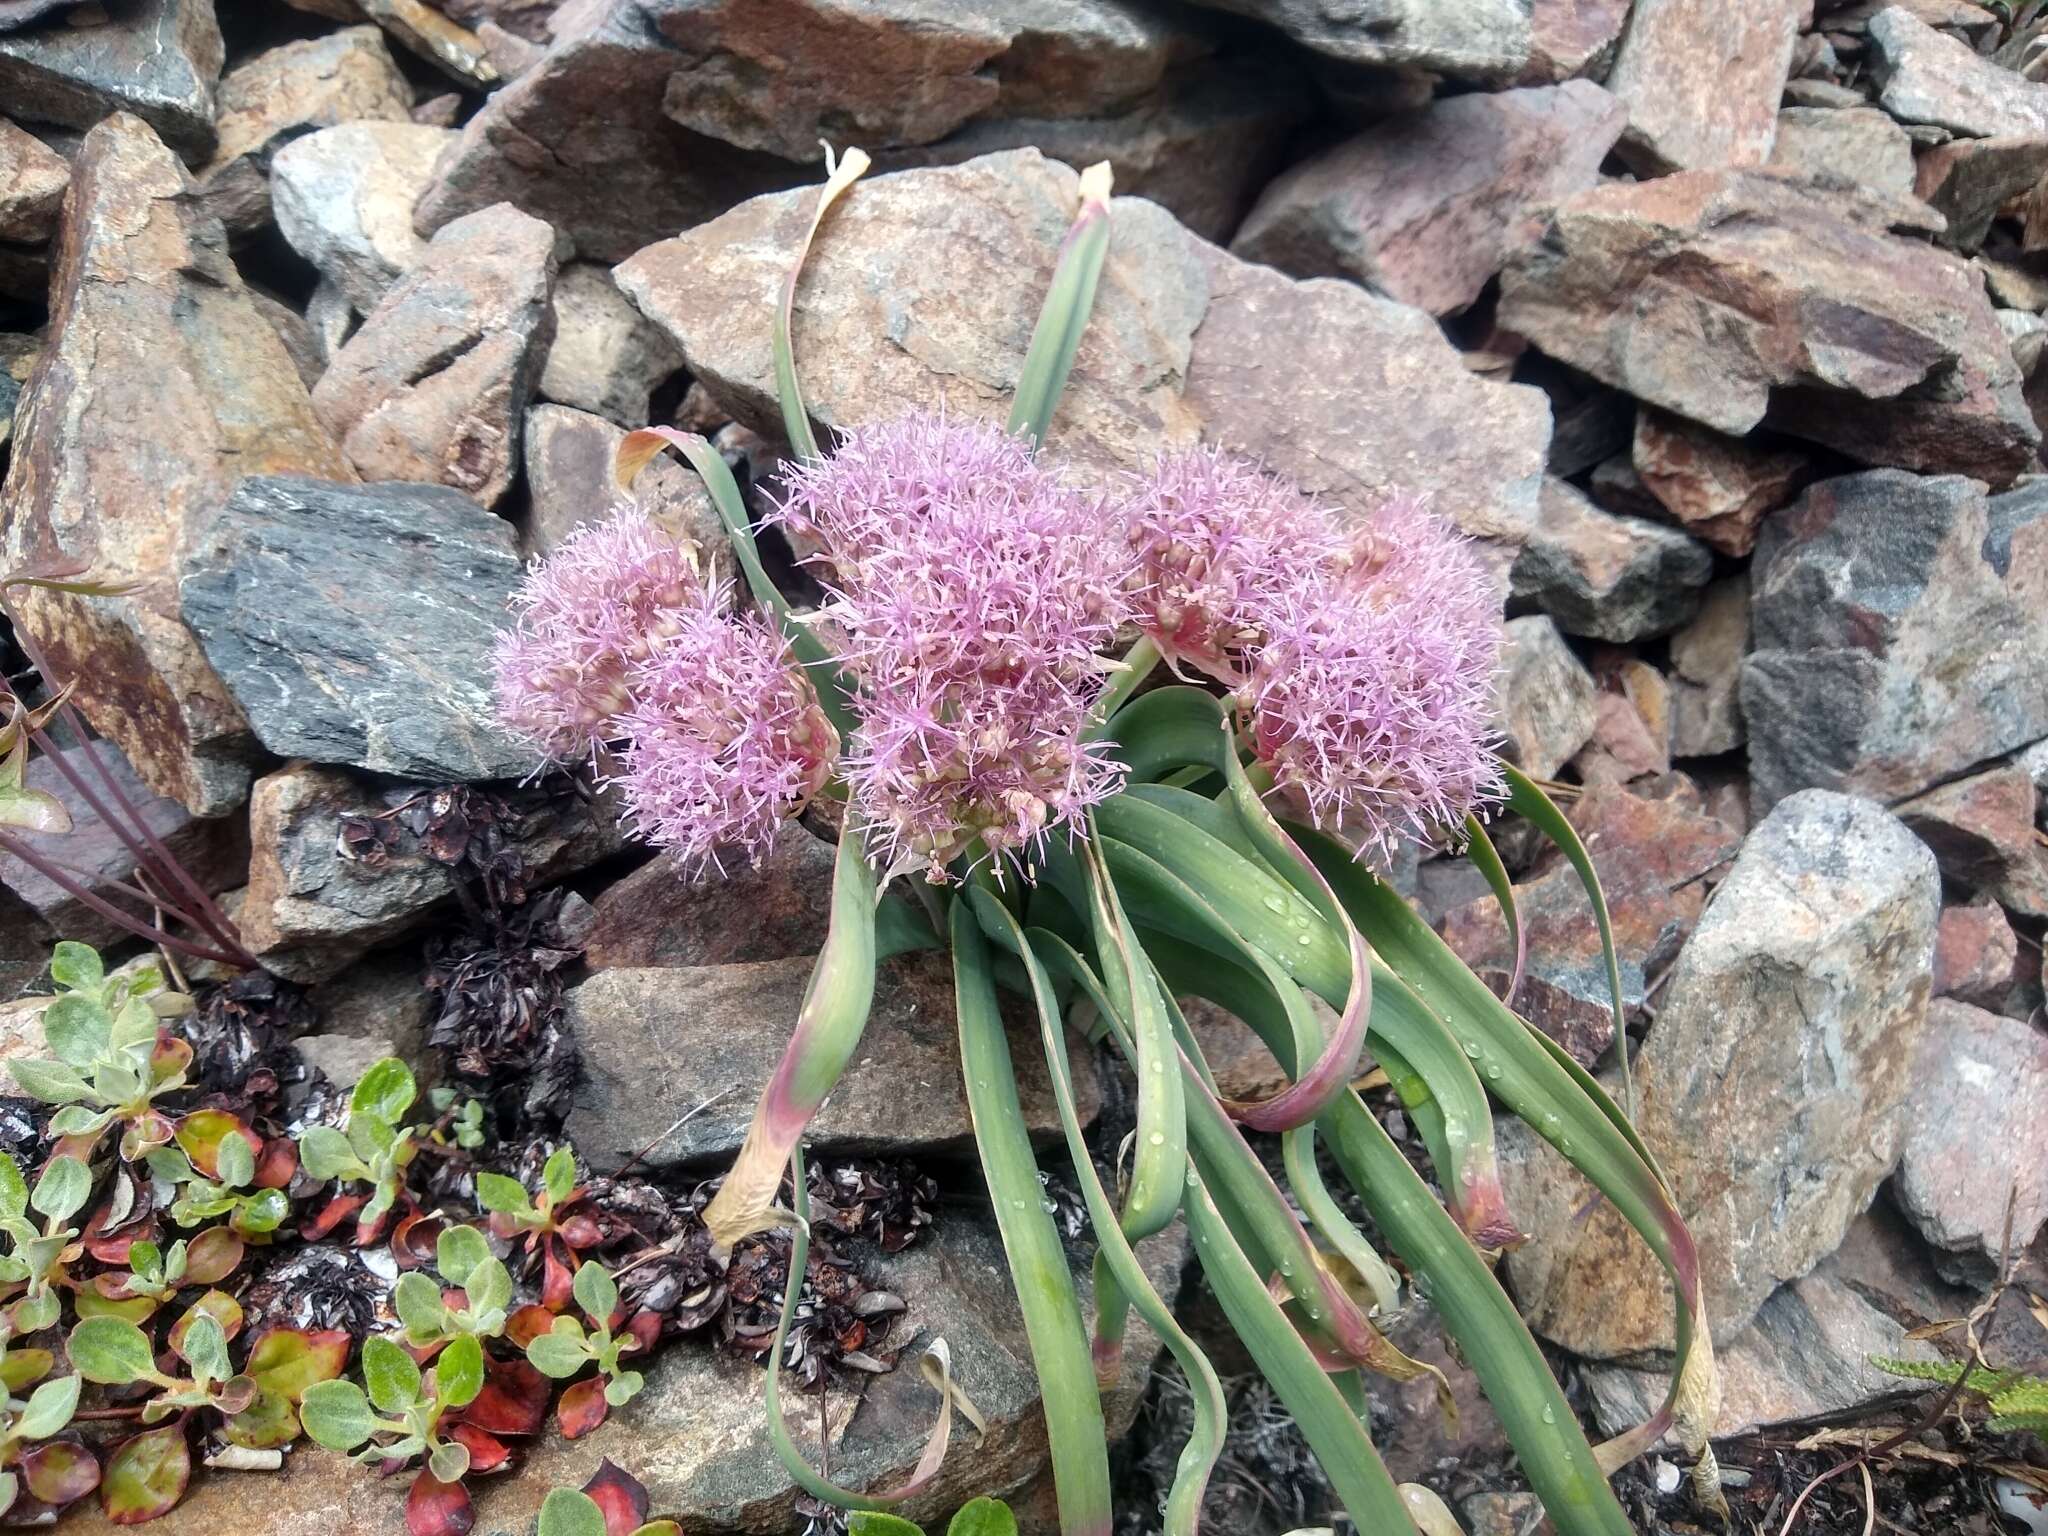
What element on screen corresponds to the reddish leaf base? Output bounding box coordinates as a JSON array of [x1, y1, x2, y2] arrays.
[[447, 1423, 510, 1474], [101, 1426, 190, 1524], [453, 1356, 549, 1439], [406, 1472, 474, 1536], [582, 1460, 650, 1536], [556, 1378, 608, 1440], [301, 1192, 367, 1242], [22, 1439, 101, 1507]]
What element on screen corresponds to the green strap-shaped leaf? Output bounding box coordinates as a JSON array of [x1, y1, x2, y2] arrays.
[[1007, 163, 1113, 450], [1501, 766, 1631, 1114], [774, 146, 871, 461], [613, 427, 858, 740], [1462, 814, 1525, 1005], [951, 901, 1113, 1536], [967, 890, 1222, 1536]]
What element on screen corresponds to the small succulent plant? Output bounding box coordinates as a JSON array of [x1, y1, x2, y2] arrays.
[[522, 1261, 651, 1438], [477, 1146, 601, 1311], [394, 1225, 513, 1347], [297, 1058, 423, 1242]]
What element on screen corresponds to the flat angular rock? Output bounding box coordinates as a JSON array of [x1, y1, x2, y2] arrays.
[[0, 740, 246, 952], [1510, 478, 1713, 643], [1501, 170, 2039, 484], [1631, 409, 1810, 558], [1767, 106, 1918, 201], [180, 475, 531, 783], [1915, 135, 2048, 251], [563, 955, 1099, 1172], [195, 26, 413, 235], [1933, 897, 2020, 1008], [540, 261, 684, 425], [1870, 6, 2048, 138], [313, 203, 557, 507], [1440, 778, 1740, 1064], [1571, 667, 1672, 786], [0, 0, 221, 158], [1494, 615, 1598, 780], [582, 824, 836, 969], [1898, 763, 2048, 916], [240, 764, 619, 983], [1502, 790, 1939, 1355], [521, 402, 720, 558], [271, 121, 456, 316], [1231, 81, 1625, 318], [1520, 0, 1630, 84], [1893, 999, 2048, 1272], [1743, 471, 2048, 809], [618, 150, 1553, 572], [1669, 575, 1750, 758], [0, 116, 66, 242], [1178, 0, 1531, 80], [0, 114, 352, 817], [1607, 0, 1802, 173]]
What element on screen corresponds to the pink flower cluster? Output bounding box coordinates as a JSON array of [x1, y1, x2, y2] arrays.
[[775, 413, 1132, 877], [492, 512, 836, 871], [1115, 450, 1503, 862]]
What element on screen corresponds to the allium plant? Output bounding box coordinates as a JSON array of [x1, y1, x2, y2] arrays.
[[493, 155, 1719, 1536]]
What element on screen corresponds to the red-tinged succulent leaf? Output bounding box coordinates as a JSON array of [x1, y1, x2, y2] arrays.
[[581, 1460, 650, 1536], [391, 1212, 444, 1270], [53, 1129, 107, 1164], [72, 1290, 160, 1325], [148, 1038, 193, 1090], [22, 1440, 100, 1506], [621, 1313, 661, 1355], [170, 1290, 243, 1352], [119, 1110, 177, 1161], [302, 1191, 366, 1242], [210, 1374, 259, 1416], [454, 1356, 549, 1437], [447, 1424, 510, 1474], [505, 1305, 555, 1350], [183, 1226, 245, 1285], [100, 1427, 190, 1524], [355, 1199, 399, 1248], [93, 1271, 142, 1301], [244, 1328, 350, 1402], [556, 1377, 609, 1440], [557, 1213, 602, 1250], [541, 1241, 575, 1312], [173, 1111, 260, 1180], [223, 1387, 300, 1450], [406, 1472, 474, 1536], [253, 1137, 299, 1190], [0, 1347, 53, 1391]]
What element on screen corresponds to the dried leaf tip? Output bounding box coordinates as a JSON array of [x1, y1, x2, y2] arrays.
[[1078, 161, 1113, 210], [819, 142, 871, 186]]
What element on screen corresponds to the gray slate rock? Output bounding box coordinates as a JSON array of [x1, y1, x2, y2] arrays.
[[1177, 0, 1531, 80], [1768, 106, 1918, 200], [0, 0, 222, 158], [1893, 999, 2048, 1275], [181, 475, 532, 783], [1869, 6, 2048, 138], [272, 121, 457, 315], [1494, 615, 1598, 780], [1510, 478, 1714, 642], [1743, 471, 2048, 810], [1669, 575, 1750, 758], [563, 955, 1097, 1172], [1502, 790, 1940, 1355]]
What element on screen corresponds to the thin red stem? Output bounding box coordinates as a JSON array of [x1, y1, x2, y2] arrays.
[[0, 829, 243, 967]]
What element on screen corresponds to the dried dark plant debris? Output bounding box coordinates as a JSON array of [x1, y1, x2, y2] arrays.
[[184, 968, 315, 1116], [720, 1227, 905, 1387], [239, 1243, 397, 1339], [1122, 1367, 1332, 1536], [337, 783, 543, 909], [807, 1157, 938, 1253]]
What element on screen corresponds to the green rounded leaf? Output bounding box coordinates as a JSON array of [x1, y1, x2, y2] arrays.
[[233, 1187, 290, 1236], [602, 1369, 644, 1408], [177, 1313, 230, 1384], [13, 1288, 61, 1333], [48, 942, 104, 994], [244, 1328, 350, 1403], [462, 1258, 512, 1321], [945, 1499, 1018, 1536], [215, 1131, 256, 1191], [472, 1171, 532, 1219], [42, 995, 113, 1071], [101, 1425, 190, 1523], [848, 1515, 926, 1536], [296, 1126, 361, 1183], [538, 1488, 610, 1536], [350, 1059, 416, 1127], [428, 1439, 471, 1485], [542, 1147, 576, 1206], [16, 1372, 80, 1439], [525, 1327, 591, 1380], [68, 1316, 157, 1385], [435, 1334, 484, 1410], [362, 1336, 421, 1413], [394, 1273, 447, 1341], [571, 1262, 617, 1325], [45, 1105, 108, 1138], [0, 1156, 27, 1221], [435, 1224, 490, 1287], [8, 1059, 89, 1106], [223, 1387, 300, 1451], [298, 1379, 376, 1453]]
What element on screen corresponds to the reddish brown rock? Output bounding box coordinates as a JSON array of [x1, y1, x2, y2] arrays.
[[1511, 477, 1713, 643], [1632, 408, 1811, 558], [271, 121, 456, 315], [0, 740, 247, 952], [582, 824, 837, 970], [0, 114, 352, 817], [540, 261, 684, 425], [1894, 999, 2048, 1271], [194, 26, 414, 235], [1869, 6, 2048, 139], [1571, 678, 1672, 786], [0, 117, 67, 244], [521, 402, 720, 559], [1914, 135, 2048, 253], [312, 203, 557, 508], [1177, 0, 1530, 79], [1607, 0, 1802, 173], [1933, 898, 2020, 1010], [1899, 763, 2048, 917], [1767, 105, 1917, 201], [1494, 616, 1598, 781], [1501, 171, 2039, 484], [1231, 81, 1624, 317], [1669, 576, 1750, 759], [1519, 0, 1630, 83], [1440, 778, 1740, 1065]]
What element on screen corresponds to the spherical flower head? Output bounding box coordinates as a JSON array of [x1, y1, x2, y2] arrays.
[[1115, 447, 1347, 682], [774, 412, 1138, 878], [1246, 493, 1504, 866], [493, 512, 712, 761], [613, 604, 838, 873]]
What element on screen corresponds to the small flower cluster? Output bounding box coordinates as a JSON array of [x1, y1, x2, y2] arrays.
[[492, 513, 835, 871], [775, 413, 1132, 876]]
